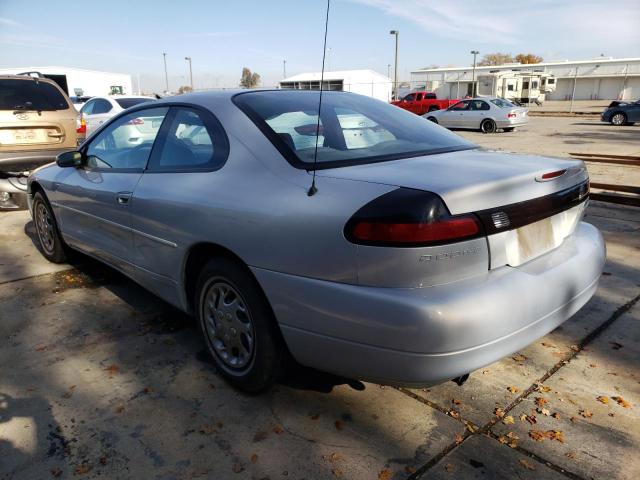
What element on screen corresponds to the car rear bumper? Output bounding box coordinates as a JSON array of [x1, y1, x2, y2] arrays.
[[253, 221, 605, 386], [496, 118, 529, 128], [0, 148, 72, 172]]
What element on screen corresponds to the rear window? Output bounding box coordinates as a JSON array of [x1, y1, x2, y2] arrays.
[[234, 90, 476, 169], [115, 98, 153, 109], [490, 98, 516, 108], [0, 79, 69, 111]]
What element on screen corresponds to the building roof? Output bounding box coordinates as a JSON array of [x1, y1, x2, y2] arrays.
[[281, 69, 390, 83], [413, 57, 640, 74]]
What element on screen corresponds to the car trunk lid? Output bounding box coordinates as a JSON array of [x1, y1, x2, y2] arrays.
[[0, 109, 77, 152]]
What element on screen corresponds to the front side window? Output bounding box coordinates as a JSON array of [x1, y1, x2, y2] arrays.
[[450, 101, 471, 110], [0, 79, 69, 111], [403, 93, 416, 102], [85, 107, 168, 170], [148, 107, 229, 171], [234, 90, 476, 169], [470, 100, 490, 111], [92, 99, 112, 114]]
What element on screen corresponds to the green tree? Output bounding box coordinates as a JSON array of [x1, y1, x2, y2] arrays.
[[240, 68, 261, 88], [515, 53, 544, 64], [477, 53, 515, 66]]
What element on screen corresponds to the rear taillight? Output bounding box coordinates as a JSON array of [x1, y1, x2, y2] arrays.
[[507, 112, 517, 118], [76, 115, 86, 134], [126, 118, 144, 125], [344, 188, 483, 247]]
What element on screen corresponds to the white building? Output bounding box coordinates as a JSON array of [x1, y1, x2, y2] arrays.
[[410, 57, 640, 101], [0, 66, 133, 97], [280, 70, 392, 102]]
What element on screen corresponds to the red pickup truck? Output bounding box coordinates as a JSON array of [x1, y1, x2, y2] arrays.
[[391, 91, 460, 115]]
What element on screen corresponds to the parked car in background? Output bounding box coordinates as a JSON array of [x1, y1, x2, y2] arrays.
[[391, 91, 459, 115], [79, 95, 155, 136], [425, 97, 529, 133], [0, 73, 78, 209], [601, 99, 640, 126], [69, 95, 93, 110], [29, 90, 603, 393]]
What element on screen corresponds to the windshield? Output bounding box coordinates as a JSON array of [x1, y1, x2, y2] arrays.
[[234, 90, 476, 169], [0, 79, 69, 111], [115, 97, 153, 109], [490, 98, 516, 108]]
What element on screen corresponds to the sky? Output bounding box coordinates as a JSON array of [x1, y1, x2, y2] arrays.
[[0, 0, 639, 92]]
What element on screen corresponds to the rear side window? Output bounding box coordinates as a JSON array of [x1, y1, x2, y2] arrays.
[[148, 107, 229, 172], [0, 79, 69, 111], [116, 98, 153, 109], [92, 99, 112, 114]]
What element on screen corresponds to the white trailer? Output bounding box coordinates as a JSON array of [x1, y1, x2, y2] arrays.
[[476, 70, 556, 104], [280, 70, 392, 102], [0, 66, 133, 97]]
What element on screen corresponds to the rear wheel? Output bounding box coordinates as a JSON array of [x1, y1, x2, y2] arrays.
[[611, 112, 627, 126], [481, 119, 497, 133], [32, 191, 67, 263], [196, 257, 283, 393], [427, 116, 438, 124]]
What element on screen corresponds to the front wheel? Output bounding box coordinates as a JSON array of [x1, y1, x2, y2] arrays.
[[481, 119, 497, 134], [611, 112, 627, 126], [427, 116, 438, 124], [32, 191, 68, 263], [196, 258, 284, 393]]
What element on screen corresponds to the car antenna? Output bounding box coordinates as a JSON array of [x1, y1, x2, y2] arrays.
[[307, 0, 331, 197]]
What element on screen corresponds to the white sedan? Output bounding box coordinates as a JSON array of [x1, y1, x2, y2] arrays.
[[79, 95, 156, 136], [425, 97, 528, 133]]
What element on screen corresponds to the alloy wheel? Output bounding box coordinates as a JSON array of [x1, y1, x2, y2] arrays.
[[612, 113, 625, 126]]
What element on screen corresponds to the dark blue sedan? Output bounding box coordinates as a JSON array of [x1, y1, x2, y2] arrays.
[[601, 99, 640, 125]]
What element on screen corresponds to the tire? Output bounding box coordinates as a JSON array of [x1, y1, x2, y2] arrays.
[[503, 127, 516, 132], [32, 191, 68, 263], [195, 257, 283, 393], [610, 112, 627, 126], [427, 116, 438, 124], [428, 106, 439, 112], [481, 119, 497, 134]]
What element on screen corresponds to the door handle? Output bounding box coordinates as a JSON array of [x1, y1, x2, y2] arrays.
[[116, 192, 132, 205]]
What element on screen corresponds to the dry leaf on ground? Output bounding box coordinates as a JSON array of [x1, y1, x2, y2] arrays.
[[520, 459, 536, 470], [534, 397, 548, 408], [494, 407, 505, 418], [512, 353, 527, 362], [612, 396, 632, 408], [454, 432, 464, 444], [250, 453, 258, 463], [503, 415, 515, 425], [579, 409, 593, 418], [507, 386, 519, 394], [378, 469, 392, 480], [597, 396, 609, 405]]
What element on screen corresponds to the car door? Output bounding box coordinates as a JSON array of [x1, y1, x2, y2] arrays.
[[129, 106, 229, 303], [85, 98, 114, 135], [628, 101, 640, 122], [463, 100, 490, 129], [55, 106, 169, 274], [439, 100, 470, 127]]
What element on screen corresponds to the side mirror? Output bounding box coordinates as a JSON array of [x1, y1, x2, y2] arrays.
[[56, 151, 84, 168]]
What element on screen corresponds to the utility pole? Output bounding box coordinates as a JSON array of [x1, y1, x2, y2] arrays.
[[283, 59, 287, 78], [162, 52, 169, 93], [185, 56, 193, 90], [389, 30, 399, 100], [470, 50, 479, 97], [387, 63, 391, 79]]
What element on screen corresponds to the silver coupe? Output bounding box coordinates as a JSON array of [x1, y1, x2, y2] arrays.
[[425, 97, 529, 133], [28, 90, 604, 392]]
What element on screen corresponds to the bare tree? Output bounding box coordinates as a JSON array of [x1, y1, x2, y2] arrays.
[[515, 53, 544, 64], [240, 68, 261, 88], [478, 53, 515, 66], [177, 85, 193, 94]]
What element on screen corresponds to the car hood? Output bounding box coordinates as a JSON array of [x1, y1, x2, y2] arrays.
[[317, 149, 587, 214]]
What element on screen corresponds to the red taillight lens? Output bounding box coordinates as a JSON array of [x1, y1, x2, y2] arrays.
[[76, 115, 86, 134], [351, 217, 479, 244], [345, 188, 483, 247], [126, 118, 144, 125], [541, 169, 566, 180], [507, 112, 517, 118]]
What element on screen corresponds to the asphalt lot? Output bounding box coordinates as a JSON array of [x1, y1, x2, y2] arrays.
[[1, 117, 639, 480]]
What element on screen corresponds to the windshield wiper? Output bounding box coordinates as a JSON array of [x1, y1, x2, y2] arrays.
[[13, 102, 42, 116]]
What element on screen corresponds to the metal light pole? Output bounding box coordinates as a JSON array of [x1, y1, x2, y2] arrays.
[[470, 50, 479, 97], [283, 59, 287, 78], [389, 30, 399, 100], [185, 56, 193, 90], [162, 52, 169, 93], [387, 63, 391, 79]]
